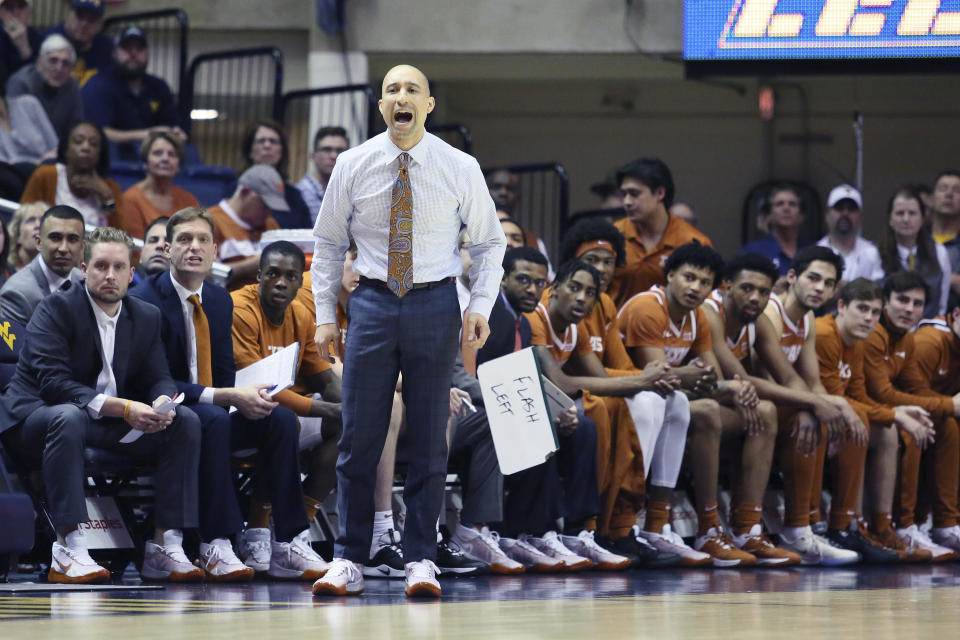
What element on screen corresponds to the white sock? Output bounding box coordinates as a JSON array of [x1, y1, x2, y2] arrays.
[[64, 529, 86, 550], [781, 526, 809, 542], [369, 511, 394, 556]]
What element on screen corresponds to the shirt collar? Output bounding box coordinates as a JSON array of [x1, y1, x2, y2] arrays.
[[218, 198, 252, 231], [169, 271, 203, 305], [38, 255, 69, 292], [381, 131, 430, 167], [499, 290, 519, 320], [896, 244, 917, 260], [84, 287, 121, 325]]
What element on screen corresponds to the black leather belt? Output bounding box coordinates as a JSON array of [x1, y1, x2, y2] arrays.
[[358, 276, 454, 291]]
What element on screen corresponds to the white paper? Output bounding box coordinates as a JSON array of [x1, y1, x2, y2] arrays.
[[118, 393, 184, 444], [231, 343, 300, 412], [477, 347, 558, 475]]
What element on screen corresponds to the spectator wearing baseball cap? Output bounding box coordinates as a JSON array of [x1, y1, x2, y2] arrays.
[[81, 25, 184, 160], [44, 0, 112, 87], [817, 184, 884, 284], [207, 164, 287, 289]]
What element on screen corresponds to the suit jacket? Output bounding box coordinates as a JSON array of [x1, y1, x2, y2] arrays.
[[128, 271, 236, 403], [477, 291, 532, 369], [0, 283, 176, 433], [0, 256, 83, 327]]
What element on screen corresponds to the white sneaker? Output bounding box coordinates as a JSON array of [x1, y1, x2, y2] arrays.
[[141, 530, 204, 582], [199, 538, 255, 582], [269, 530, 329, 581], [312, 558, 364, 596], [559, 530, 631, 571], [48, 542, 110, 584], [639, 524, 712, 567], [519, 531, 591, 571], [900, 524, 959, 562], [451, 523, 524, 574], [238, 527, 272, 572], [778, 527, 860, 566], [405, 559, 441, 598], [931, 525, 960, 552], [498, 536, 565, 573]]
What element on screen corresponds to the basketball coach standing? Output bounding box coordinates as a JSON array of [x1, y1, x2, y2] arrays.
[[310, 65, 506, 598]]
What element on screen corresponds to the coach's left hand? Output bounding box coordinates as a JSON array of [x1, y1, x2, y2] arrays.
[[464, 312, 490, 350]]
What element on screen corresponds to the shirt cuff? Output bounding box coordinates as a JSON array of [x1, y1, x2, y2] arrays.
[[86, 393, 108, 419], [467, 296, 494, 320], [199, 387, 215, 404]]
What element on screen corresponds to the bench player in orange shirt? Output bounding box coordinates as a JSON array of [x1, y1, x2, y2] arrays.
[[527, 259, 687, 568], [698, 253, 804, 565], [621, 242, 787, 567], [754, 245, 863, 565], [814, 279, 932, 563], [862, 271, 960, 560]]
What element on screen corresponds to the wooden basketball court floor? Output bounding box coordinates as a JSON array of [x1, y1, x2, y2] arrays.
[[2, 565, 960, 638]]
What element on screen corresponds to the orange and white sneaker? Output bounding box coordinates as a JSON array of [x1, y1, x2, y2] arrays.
[[48, 542, 110, 584], [141, 530, 204, 582], [405, 559, 441, 598], [897, 524, 958, 563], [871, 526, 931, 563], [199, 538, 255, 582], [732, 524, 801, 566], [312, 558, 364, 596], [519, 531, 591, 571], [694, 527, 757, 567], [638, 524, 713, 567], [451, 524, 524, 574]]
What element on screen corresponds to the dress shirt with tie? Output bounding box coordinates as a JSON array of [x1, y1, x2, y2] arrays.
[[311, 131, 506, 325], [85, 290, 120, 418], [169, 272, 216, 403], [37, 255, 70, 294]]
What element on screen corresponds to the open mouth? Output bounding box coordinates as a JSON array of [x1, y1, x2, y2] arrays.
[[394, 111, 413, 124], [570, 307, 585, 320]]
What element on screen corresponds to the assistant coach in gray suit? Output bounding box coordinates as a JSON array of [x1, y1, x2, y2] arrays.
[[0, 205, 84, 326]]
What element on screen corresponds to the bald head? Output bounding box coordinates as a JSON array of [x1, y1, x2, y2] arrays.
[[382, 64, 430, 95], [379, 64, 435, 150]]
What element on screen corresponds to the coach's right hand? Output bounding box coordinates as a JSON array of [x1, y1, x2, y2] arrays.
[[315, 323, 340, 363]]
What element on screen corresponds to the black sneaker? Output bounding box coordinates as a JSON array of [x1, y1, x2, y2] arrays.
[[363, 529, 405, 578], [825, 527, 898, 564], [598, 529, 682, 569], [436, 539, 488, 576]]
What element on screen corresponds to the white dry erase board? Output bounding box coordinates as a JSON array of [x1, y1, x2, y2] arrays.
[[477, 347, 561, 475]]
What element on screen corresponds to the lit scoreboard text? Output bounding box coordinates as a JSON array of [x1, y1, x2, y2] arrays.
[[685, 1, 960, 60]]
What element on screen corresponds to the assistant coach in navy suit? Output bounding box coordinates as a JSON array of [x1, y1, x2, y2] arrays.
[[311, 64, 505, 597], [130, 207, 327, 581], [0, 227, 202, 583]]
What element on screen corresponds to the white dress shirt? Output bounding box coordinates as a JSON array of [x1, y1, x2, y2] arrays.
[[37, 254, 70, 294], [896, 242, 951, 316], [311, 131, 506, 325], [816, 235, 884, 282], [85, 290, 120, 418], [169, 272, 215, 403]]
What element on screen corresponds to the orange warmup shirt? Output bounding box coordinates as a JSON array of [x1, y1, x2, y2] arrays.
[[608, 214, 712, 308], [862, 321, 953, 421], [618, 286, 712, 365], [814, 315, 894, 425], [915, 319, 960, 397], [231, 283, 332, 417], [540, 288, 636, 376], [703, 289, 754, 362]]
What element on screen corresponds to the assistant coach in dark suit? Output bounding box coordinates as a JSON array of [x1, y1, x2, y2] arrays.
[[130, 207, 326, 582], [0, 226, 202, 584]]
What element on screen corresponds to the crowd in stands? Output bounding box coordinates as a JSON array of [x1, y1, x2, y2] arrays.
[[3, 0, 960, 592]]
